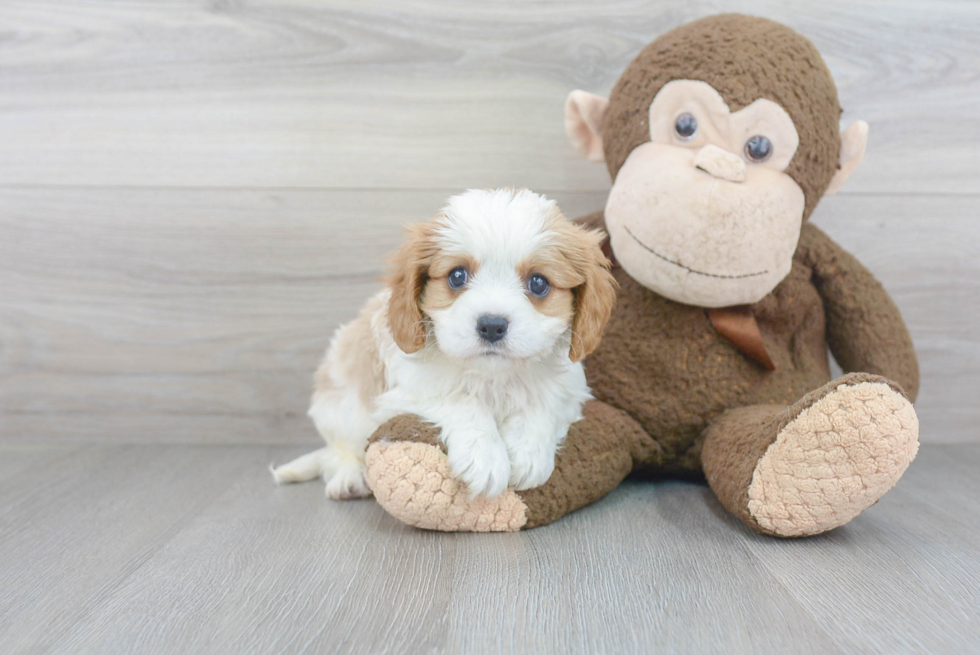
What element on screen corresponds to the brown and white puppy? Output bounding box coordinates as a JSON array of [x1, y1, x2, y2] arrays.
[[272, 189, 616, 500]]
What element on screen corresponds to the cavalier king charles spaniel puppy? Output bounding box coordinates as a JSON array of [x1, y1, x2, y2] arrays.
[[272, 188, 616, 500]]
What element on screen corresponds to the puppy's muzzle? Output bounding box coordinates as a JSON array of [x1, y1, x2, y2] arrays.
[[477, 315, 509, 344]]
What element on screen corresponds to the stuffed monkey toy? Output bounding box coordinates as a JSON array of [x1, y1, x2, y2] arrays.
[[362, 14, 920, 537]]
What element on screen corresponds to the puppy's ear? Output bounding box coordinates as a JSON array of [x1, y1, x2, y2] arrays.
[[569, 228, 617, 362], [387, 222, 438, 354]]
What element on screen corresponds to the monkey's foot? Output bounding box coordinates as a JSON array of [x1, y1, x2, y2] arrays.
[[748, 376, 919, 537], [364, 416, 528, 532]]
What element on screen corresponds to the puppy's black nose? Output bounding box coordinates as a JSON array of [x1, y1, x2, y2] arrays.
[[477, 315, 509, 344]]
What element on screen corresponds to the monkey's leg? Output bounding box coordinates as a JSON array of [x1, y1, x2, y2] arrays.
[[701, 373, 919, 537], [363, 401, 652, 532]]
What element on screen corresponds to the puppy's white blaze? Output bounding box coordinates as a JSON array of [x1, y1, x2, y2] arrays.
[[272, 189, 606, 501], [439, 188, 558, 266]]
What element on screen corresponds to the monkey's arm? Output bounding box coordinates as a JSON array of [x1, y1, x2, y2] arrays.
[[798, 223, 920, 401]]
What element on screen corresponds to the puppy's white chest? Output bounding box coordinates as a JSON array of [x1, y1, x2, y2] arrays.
[[472, 372, 537, 421]]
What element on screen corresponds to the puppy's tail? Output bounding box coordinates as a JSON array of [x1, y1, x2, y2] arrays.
[[270, 446, 331, 484]]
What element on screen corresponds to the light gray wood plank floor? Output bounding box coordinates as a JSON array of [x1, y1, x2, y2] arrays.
[[1, 443, 977, 655]]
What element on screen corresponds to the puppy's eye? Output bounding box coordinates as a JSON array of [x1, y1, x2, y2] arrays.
[[527, 274, 550, 297], [447, 267, 468, 289], [744, 135, 773, 162], [674, 113, 698, 140]]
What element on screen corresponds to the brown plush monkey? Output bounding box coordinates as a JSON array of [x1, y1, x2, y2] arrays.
[[363, 14, 920, 537]]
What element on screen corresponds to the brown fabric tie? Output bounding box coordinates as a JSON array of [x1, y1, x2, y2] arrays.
[[707, 306, 776, 371]]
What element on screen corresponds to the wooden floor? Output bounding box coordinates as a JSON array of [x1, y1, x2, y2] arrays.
[[0, 442, 977, 654], [2, 1, 980, 653]]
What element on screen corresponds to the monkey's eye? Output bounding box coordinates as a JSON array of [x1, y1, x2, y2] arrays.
[[744, 135, 773, 162], [447, 267, 468, 289], [674, 113, 698, 140], [527, 274, 550, 297]]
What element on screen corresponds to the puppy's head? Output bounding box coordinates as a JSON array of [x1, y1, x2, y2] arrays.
[[387, 189, 616, 364]]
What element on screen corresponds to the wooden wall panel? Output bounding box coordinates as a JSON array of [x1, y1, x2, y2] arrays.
[[1, 189, 975, 443], [0, 1, 977, 192]]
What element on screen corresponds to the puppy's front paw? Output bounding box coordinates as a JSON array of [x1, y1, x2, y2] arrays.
[[446, 433, 511, 500], [508, 443, 556, 491]]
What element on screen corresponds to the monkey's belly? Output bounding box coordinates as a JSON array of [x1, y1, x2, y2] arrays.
[[586, 267, 831, 472]]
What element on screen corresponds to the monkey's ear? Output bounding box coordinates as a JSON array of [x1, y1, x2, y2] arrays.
[[825, 120, 869, 196], [565, 90, 609, 163]]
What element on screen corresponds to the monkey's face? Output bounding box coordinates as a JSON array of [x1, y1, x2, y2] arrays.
[[565, 16, 868, 308], [603, 80, 805, 308]]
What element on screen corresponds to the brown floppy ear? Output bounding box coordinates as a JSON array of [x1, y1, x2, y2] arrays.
[[569, 228, 618, 362], [387, 222, 438, 354]]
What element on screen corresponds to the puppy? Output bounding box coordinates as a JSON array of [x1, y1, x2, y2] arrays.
[[272, 188, 616, 500]]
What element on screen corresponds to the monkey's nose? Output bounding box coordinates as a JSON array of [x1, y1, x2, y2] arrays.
[[694, 144, 746, 183], [477, 315, 509, 344]]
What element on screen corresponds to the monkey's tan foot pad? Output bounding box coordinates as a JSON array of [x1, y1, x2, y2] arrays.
[[749, 378, 919, 537], [365, 440, 528, 532]]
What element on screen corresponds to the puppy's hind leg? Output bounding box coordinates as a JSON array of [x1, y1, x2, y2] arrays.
[[308, 390, 378, 500], [322, 446, 373, 501], [269, 439, 372, 500], [268, 391, 371, 494], [271, 447, 331, 485], [278, 303, 385, 499]]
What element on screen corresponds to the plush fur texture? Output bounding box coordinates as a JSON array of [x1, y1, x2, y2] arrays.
[[745, 380, 918, 536], [571, 64, 850, 308], [701, 373, 918, 536], [602, 14, 841, 221], [370, 371, 917, 537], [366, 401, 651, 531], [584, 221, 920, 466], [273, 188, 616, 501], [362, 14, 921, 537]]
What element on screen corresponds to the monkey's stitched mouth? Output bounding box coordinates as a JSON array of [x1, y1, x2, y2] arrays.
[[623, 226, 769, 280]]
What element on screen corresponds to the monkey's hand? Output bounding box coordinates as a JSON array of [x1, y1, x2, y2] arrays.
[[798, 222, 920, 401]]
